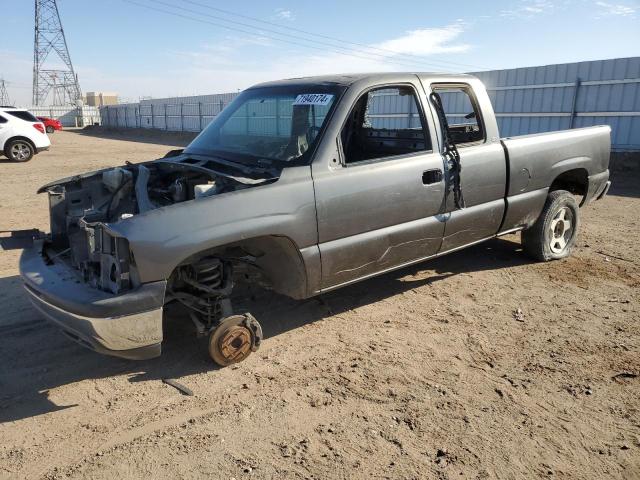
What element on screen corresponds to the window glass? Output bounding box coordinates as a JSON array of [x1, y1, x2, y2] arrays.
[[0, 114, 7, 124], [185, 86, 342, 166], [431, 85, 484, 144], [7, 110, 39, 122], [341, 86, 430, 164]]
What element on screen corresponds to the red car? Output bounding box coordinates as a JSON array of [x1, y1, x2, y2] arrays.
[[36, 116, 63, 134]]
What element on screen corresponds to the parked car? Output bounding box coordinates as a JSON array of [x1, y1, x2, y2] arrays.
[[0, 107, 51, 162], [37, 116, 63, 134], [11, 73, 611, 365]]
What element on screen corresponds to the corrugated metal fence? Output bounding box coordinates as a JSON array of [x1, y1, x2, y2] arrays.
[[20, 106, 101, 127], [472, 57, 639, 151], [101, 93, 237, 132], [99, 56, 639, 151]]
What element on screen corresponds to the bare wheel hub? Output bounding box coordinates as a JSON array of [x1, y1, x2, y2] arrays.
[[218, 325, 252, 363], [208, 314, 263, 367], [549, 206, 573, 254]]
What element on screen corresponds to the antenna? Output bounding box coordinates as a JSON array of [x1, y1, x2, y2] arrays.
[[0, 79, 12, 106], [33, 0, 82, 106]]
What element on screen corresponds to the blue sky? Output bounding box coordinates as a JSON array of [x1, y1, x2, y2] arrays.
[[1, 0, 638, 105]]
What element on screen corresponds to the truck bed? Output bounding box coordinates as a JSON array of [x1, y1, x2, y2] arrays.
[[501, 125, 611, 198], [496, 125, 611, 234]]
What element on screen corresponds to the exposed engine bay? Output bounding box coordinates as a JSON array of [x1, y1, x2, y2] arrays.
[[38, 157, 277, 295]]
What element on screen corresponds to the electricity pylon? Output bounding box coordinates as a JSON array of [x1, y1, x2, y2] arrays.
[[32, 0, 82, 106], [0, 79, 12, 106]]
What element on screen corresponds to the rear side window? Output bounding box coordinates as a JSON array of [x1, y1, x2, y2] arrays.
[[7, 110, 39, 122], [431, 84, 484, 145], [340, 86, 431, 164], [0, 114, 7, 124]]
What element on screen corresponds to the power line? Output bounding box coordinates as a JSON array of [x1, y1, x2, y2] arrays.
[[170, 0, 479, 70], [122, 0, 465, 71], [129, 0, 449, 70], [181, 0, 486, 70]]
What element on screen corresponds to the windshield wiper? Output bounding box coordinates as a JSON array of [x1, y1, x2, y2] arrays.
[[184, 152, 277, 177]]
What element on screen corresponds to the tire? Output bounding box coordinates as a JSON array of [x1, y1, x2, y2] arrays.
[[4, 139, 34, 162], [522, 190, 580, 261], [45, 125, 55, 134]]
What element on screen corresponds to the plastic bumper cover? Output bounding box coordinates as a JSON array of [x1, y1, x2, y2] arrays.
[[19, 244, 166, 360]]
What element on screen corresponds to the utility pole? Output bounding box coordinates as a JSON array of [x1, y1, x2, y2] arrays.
[[0, 79, 12, 106], [33, 0, 82, 106]]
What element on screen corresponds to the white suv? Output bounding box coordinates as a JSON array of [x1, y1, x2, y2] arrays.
[[0, 107, 51, 162]]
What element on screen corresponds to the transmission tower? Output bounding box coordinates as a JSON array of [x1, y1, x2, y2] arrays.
[[0, 79, 12, 106], [32, 0, 82, 106]]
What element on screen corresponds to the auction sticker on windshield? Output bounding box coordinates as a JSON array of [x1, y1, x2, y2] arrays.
[[293, 94, 334, 106]]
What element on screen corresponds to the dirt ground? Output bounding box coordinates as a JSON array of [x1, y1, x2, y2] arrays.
[[0, 129, 638, 480]]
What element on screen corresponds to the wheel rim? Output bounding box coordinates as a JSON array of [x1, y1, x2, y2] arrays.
[[217, 325, 252, 363], [549, 206, 573, 254], [11, 142, 31, 160]]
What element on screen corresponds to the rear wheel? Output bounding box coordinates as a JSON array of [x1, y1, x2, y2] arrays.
[[45, 125, 55, 134], [522, 190, 580, 261], [4, 139, 34, 162]]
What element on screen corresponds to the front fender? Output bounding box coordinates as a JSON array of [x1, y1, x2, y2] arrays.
[[112, 165, 317, 283]]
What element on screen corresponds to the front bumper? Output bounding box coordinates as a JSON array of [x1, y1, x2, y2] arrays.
[[19, 243, 166, 360]]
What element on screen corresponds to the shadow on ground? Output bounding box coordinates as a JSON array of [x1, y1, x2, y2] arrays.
[[0, 236, 531, 423], [608, 172, 640, 199]]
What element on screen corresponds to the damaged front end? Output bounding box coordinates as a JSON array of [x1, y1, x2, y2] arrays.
[[17, 155, 277, 359], [41, 156, 272, 294]]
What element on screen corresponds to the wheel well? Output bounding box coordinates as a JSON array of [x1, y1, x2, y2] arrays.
[[171, 236, 308, 300], [4, 136, 36, 153], [549, 168, 588, 198]]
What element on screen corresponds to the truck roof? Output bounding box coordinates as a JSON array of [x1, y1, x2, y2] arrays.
[[250, 72, 478, 89]]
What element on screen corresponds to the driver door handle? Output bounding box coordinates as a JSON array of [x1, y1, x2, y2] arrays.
[[422, 169, 443, 185]]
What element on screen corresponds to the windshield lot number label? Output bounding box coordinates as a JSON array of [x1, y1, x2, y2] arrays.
[[293, 94, 334, 106]]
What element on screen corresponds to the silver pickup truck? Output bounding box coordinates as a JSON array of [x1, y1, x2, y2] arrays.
[[12, 73, 611, 365]]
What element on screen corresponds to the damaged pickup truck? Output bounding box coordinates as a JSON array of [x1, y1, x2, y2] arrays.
[[12, 73, 611, 365]]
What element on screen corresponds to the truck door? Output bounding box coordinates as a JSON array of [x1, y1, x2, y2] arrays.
[[428, 83, 507, 252], [312, 83, 446, 290]]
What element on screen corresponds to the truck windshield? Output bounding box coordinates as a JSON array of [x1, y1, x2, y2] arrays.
[[184, 86, 344, 166]]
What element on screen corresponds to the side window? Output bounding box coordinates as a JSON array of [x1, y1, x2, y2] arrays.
[[7, 110, 39, 122], [340, 86, 431, 164], [0, 115, 7, 124], [431, 84, 484, 145]]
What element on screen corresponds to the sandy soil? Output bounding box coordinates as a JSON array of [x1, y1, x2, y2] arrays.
[[0, 130, 638, 480]]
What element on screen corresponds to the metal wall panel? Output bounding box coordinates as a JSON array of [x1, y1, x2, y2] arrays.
[[473, 56, 640, 150], [20, 105, 101, 127], [99, 57, 639, 151]]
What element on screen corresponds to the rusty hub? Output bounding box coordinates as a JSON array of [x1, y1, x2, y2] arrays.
[[218, 325, 252, 362], [208, 314, 261, 367]]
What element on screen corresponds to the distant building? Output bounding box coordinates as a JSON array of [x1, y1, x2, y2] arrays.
[[85, 91, 118, 107]]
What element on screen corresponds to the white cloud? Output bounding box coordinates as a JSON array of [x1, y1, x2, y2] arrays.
[[373, 24, 470, 56], [594, 1, 637, 16], [146, 22, 472, 97], [500, 0, 555, 18], [274, 8, 294, 21]]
